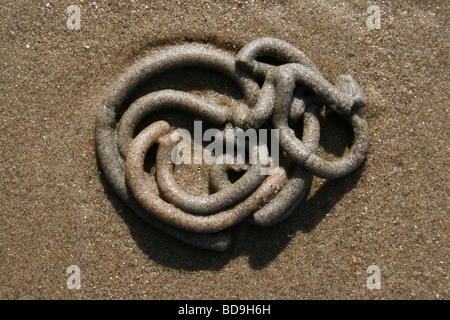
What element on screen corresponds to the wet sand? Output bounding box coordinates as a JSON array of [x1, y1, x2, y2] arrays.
[[0, 0, 448, 299]]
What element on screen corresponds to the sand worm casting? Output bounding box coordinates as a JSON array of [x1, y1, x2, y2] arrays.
[[95, 38, 370, 251]]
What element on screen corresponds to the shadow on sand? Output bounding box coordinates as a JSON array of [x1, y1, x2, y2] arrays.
[[97, 147, 365, 271]]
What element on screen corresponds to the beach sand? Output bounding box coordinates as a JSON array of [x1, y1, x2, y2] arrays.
[[0, 0, 448, 299]]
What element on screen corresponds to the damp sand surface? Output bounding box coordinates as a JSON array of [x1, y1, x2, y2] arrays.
[[0, 0, 448, 299]]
